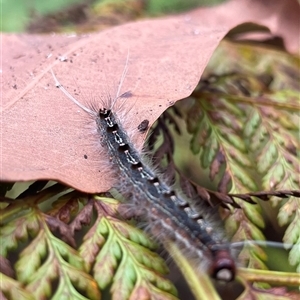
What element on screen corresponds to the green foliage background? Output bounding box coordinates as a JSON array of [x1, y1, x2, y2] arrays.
[[1, 0, 224, 32]]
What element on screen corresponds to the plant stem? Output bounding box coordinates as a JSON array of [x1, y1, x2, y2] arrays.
[[166, 242, 221, 300], [238, 267, 300, 286]]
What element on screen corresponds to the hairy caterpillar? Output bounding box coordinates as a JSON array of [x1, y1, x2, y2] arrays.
[[51, 58, 236, 282]]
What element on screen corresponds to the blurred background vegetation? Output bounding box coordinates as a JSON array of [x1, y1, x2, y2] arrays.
[[1, 0, 225, 32]]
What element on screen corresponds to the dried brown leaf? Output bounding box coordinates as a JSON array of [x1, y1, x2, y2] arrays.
[[1, 0, 299, 194]]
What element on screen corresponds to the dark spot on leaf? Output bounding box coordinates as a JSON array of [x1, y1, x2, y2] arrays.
[[138, 119, 149, 132]]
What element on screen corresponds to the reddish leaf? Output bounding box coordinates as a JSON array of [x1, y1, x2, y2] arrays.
[[45, 215, 76, 247], [1, 0, 299, 193], [70, 198, 94, 232], [238, 285, 300, 300], [0, 256, 15, 278]]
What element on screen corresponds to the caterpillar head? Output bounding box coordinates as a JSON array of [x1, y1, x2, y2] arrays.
[[211, 249, 236, 282]]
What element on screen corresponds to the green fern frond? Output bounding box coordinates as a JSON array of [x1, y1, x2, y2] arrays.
[[1, 201, 100, 299], [181, 41, 300, 278], [1, 210, 40, 257], [243, 88, 300, 271], [184, 90, 267, 270], [0, 189, 178, 299], [79, 196, 177, 299], [0, 273, 34, 300]]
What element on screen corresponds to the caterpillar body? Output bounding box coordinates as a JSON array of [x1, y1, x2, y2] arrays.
[[52, 62, 236, 282], [97, 108, 235, 281]]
